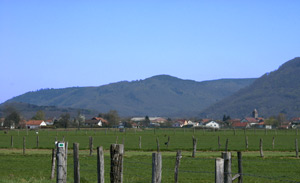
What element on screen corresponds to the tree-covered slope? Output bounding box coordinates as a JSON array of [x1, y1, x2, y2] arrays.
[[200, 57, 300, 119], [4, 75, 255, 117]]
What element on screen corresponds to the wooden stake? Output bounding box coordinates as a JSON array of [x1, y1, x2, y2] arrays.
[[97, 146, 105, 183], [57, 141, 67, 183], [156, 137, 160, 152], [152, 152, 162, 183], [192, 136, 197, 158], [50, 148, 56, 179], [139, 136, 142, 149], [222, 152, 232, 183], [110, 144, 124, 183], [260, 138, 264, 158], [73, 143, 80, 183], [215, 158, 224, 183], [245, 136, 248, 150], [174, 150, 182, 183], [23, 136, 26, 155], [296, 139, 299, 158], [237, 152, 243, 183]]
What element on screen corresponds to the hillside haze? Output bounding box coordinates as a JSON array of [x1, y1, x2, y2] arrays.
[[200, 57, 300, 119], [4, 75, 255, 117]]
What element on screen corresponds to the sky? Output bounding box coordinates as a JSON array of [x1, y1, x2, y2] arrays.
[[1, 1, 300, 103]]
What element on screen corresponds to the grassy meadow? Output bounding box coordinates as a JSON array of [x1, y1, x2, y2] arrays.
[[0, 128, 300, 182]]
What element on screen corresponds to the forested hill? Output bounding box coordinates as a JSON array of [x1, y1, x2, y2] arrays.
[[200, 57, 300, 119], [4, 75, 255, 117]]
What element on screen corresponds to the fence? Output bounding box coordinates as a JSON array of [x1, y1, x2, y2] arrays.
[[50, 141, 300, 183]]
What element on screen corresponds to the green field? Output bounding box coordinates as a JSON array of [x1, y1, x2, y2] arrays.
[[0, 128, 300, 182]]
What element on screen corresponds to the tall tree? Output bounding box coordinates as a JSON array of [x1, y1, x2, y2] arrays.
[[59, 113, 71, 129], [144, 116, 150, 127], [31, 110, 45, 120], [4, 111, 20, 128], [103, 110, 120, 127]]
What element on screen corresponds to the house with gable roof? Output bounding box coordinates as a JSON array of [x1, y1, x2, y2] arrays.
[[26, 120, 47, 129]]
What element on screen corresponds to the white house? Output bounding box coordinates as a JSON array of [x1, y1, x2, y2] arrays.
[[26, 120, 47, 129], [204, 121, 220, 129]]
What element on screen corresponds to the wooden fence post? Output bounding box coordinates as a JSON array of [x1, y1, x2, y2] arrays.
[[57, 141, 67, 183], [272, 136, 275, 149], [89, 136, 93, 156], [225, 139, 229, 152], [260, 138, 264, 158], [37, 135, 39, 149], [11, 135, 13, 148], [139, 136, 142, 149], [50, 148, 56, 179], [296, 139, 299, 158], [23, 136, 26, 155], [237, 152, 243, 183], [166, 136, 170, 148], [156, 137, 160, 152], [174, 150, 182, 183], [215, 158, 224, 183], [97, 146, 105, 183], [152, 152, 162, 183], [233, 128, 236, 136], [245, 136, 248, 150], [73, 143, 80, 183], [192, 136, 197, 158], [222, 152, 232, 183], [110, 144, 124, 183]]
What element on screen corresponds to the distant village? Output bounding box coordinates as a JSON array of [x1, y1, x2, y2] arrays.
[[1, 108, 300, 131]]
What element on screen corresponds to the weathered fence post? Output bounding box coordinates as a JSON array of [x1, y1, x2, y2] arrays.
[[50, 148, 56, 179], [237, 152, 243, 183], [215, 158, 224, 183], [222, 152, 232, 183], [260, 138, 264, 158], [296, 139, 299, 158], [192, 136, 197, 158], [167, 136, 170, 148], [233, 128, 236, 136], [97, 146, 105, 183], [272, 136, 275, 149], [89, 136, 93, 156], [110, 144, 124, 183], [73, 143, 80, 183], [174, 150, 182, 183], [245, 136, 248, 150], [152, 152, 162, 183], [11, 135, 13, 148], [37, 135, 39, 148], [139, 136, 142, 149], [57, 141, 67, 183], [225, 138, 229, 152], [23, 136, 26, 155], [156, 137, 160, 152]]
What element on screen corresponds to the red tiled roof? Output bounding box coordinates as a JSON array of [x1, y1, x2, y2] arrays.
[[26, 120, 44, 125], [232, 122, 248, 127], [92, 117, 108, 123]]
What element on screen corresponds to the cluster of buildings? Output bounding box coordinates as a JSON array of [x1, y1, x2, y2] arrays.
[[1, 109, 300, 130]]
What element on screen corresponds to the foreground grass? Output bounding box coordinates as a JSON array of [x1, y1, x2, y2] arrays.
[[0, 149, 300, 183], [1, 129, 300, 182]]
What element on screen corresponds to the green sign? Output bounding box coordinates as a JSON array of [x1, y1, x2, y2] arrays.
[[58, 143, 64, 148]]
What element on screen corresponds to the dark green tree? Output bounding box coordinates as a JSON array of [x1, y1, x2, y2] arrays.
[[103, 110, 120, 127], [59, 113, 71, 129], [31, 110, 45, 120], [4, 111, 20, 128]]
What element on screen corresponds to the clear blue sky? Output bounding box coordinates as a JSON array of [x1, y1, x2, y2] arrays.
[[1, 1, 299, 103]]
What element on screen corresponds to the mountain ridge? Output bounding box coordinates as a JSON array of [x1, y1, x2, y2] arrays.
[[200, 57, 300, 119], [3, 75, 256, 117]]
